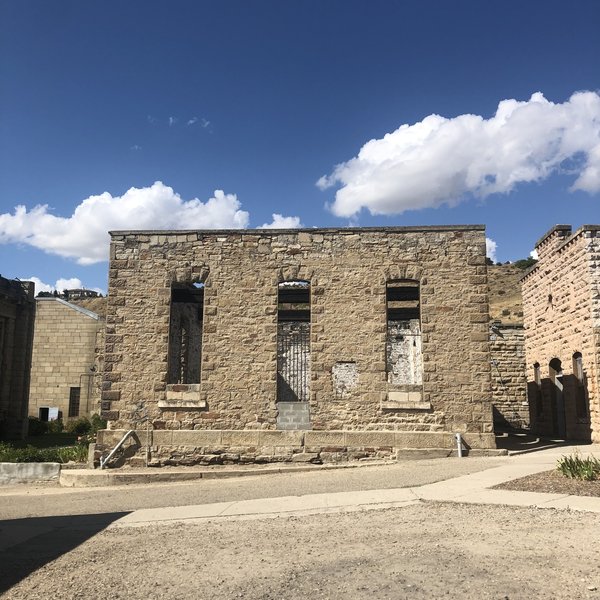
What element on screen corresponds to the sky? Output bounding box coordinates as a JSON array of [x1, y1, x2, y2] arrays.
[[1, 0, 599, 294]]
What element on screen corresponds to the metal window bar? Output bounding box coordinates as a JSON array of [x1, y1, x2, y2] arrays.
[[277, 322, 310, 402]]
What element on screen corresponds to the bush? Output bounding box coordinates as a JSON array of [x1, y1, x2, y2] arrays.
[[28, 417, 48, 436], [46, 419, 64, 434], [557, 451, 600, 481], [64, 417, 92, 435], [90, 413, 107, 434]]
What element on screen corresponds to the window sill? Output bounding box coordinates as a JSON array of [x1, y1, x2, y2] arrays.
[[382, 390, 431, 411], [159, 384, 205, 410]]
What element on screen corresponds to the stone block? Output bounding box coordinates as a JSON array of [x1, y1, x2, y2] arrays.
[[171, 430, 222, 446], [304, 431, 346, 446], [344, 431, 395, 447], [221, 430, 260, 446], [259, 430, 304, 447]]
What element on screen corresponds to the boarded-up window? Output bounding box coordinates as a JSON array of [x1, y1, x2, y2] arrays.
[[168, 283, 204, 384], [68, 387, 81, 418], [386, 280, 422, 385], [277, 281, 310, 402]]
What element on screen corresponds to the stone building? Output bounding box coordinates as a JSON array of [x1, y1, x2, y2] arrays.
[[0, 276, 35, 439], [28, 298, 104, 422], [521, 224, 600, 442], [97, 225, 496, 465]]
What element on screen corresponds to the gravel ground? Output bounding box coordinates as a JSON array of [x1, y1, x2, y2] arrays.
[[2, 502, 600, 600], [495, 469, 600, 497]]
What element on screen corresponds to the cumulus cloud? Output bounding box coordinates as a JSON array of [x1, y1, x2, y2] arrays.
[[1, 182, 249, 264], [318, 91, 600, 217], [187, 117, 198, 126], [530, 249, 539, 260], [23, 276, 103, 296], [486, 238, 498, 263], [258, 214, 303, 229]]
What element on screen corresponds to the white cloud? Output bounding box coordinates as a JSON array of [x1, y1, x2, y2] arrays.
[[200, 118, 210, 129], [1, 182, 250, 264], [187, 117, 198, 126], [530, 249, 539, 260], [23, 276, 104, 296], [486, 238, 498, 263], [168, 116, 178, 126], [130, 144, 142, 151], [258, 214, 303, 229], [318, 91, 600, 217]]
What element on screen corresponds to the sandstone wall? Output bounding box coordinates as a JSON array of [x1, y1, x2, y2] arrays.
[[99, 226, 494, 463], [521, 225, 600, 442], [29, 299, 103, 420], [490, 323, 528, 429]]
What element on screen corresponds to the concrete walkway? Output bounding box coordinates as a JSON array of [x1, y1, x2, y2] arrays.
[[110, 443, 600, 529]]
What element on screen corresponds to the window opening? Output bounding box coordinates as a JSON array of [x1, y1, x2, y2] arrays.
[[386, 280, 422, 385], [533, 362, 543, 415], [549, 358, 566, 438], [168, 282, 204, 384], [277, 281, 310, 402], [68, 387, 81, 418]]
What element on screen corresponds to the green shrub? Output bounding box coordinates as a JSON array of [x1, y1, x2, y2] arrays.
[[46, 419, 64, 434], [64, 417, 92, 435], [557, 451, 600, 481], [90, 413, 107, 434], [28, 417, 48, 436]]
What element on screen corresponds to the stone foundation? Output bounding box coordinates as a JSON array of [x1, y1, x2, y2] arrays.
[[95, 428, 497, 467]]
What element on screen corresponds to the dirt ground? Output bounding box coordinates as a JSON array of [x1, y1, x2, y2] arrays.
[[3, 502, 600, 600], [495, 469, 600, 497]]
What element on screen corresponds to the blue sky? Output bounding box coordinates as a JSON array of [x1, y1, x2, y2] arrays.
[[1, 0, 599, 294]]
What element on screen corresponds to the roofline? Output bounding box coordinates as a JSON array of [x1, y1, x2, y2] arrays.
[[534, 224, 572, 249], [36, 297, 100, 320], [109, 224, 486, 237]]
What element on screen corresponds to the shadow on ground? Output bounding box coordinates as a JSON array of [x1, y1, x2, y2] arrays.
[[495, 431, 591, 454], [0, 512, 128, 594]]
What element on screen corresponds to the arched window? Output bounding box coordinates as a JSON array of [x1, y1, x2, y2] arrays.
[[277, 281, 310, 402], [572, 352, 588, 418], [386, 280, 422, 385], [168, 281, 204, 384]]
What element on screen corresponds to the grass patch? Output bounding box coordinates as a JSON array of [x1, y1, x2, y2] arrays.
[[557, 451, 600, 481], [0, 442, 88, 464]]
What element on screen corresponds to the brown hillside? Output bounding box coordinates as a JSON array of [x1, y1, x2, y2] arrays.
[[71, 296, 107, 318], [487, 264, 524, 324]]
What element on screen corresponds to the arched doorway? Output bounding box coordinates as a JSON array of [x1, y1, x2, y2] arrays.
[[549, 358, 565, 438]]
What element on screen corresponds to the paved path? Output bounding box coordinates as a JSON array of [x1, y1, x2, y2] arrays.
[[111, 443, 600, 528]]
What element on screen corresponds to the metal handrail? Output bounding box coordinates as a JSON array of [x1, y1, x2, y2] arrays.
[[99, 430, 135, 469]]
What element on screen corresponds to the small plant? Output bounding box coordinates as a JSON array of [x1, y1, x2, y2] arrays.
[[557, 451, 600, 481]]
